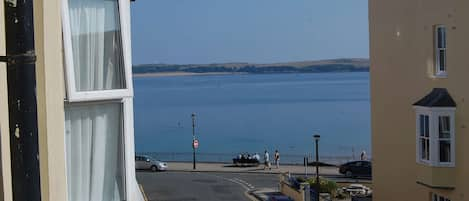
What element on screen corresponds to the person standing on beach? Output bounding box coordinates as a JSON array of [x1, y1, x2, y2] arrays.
[[264, 150, 271, 170], [274, 150, 280, 169]]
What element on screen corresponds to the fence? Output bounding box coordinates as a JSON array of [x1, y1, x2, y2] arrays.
[[137, 152, 358, 165]]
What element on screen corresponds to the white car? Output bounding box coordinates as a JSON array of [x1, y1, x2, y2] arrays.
[[135, 155, 168, 171], [341, 184, 371, 196]]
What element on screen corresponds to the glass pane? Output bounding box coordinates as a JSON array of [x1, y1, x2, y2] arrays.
[[439, 140, 451, 163], [439, 116, 450, 138], [424, 115, 429, 137], [65, 103, 124, 201], [420, 139, 426, 159], [68, 0, 125, 91], [437, 27, 446, 48], [419, 115, 424, 136], [439, 50, 446, 72]]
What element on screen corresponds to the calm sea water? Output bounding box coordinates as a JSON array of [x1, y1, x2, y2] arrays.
[[133, 72, 370, 163]]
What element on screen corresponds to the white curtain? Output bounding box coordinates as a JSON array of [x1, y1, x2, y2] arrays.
[[69, 0, 125, 91], [65, 103, 124, 201]]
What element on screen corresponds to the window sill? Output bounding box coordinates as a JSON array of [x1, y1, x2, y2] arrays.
[[417, 160, 455, 168], [432, 72, 448, 79]]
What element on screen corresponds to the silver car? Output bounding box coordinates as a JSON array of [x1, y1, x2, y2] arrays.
[[135, 155, 168, 171]]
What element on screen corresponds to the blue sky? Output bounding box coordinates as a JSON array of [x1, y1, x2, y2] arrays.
[[130, 0, 369, 65]]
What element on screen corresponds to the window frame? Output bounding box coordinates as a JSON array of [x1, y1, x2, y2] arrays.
[[61, 0, 134, 102], [434, 25, 447, 78], [61, 0, 135, 200], [415, 106, 455, 167]]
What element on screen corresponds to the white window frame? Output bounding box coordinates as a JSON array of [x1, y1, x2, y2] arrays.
[[434, 25, 447, 78], [418, 114, 430, 162], [415, 106, 455, 167], [61, 0, 134, 102], [61, 0, 136, 200]]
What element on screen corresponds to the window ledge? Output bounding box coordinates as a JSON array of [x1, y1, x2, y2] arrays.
[[417, 160, 455, 168], [432, 72, 448, 79]]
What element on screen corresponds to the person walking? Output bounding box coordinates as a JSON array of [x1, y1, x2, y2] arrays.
[[264, 150, 271, 170], [274, 150, 280, 169]]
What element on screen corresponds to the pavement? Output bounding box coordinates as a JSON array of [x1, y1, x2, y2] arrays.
[[165, 162, 340, 176]]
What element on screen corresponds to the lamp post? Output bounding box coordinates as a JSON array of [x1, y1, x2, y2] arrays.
[[313, 134, 321, 201], [192, 113, 196, 170]]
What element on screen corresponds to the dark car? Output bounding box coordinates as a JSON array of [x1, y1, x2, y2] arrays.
[[339, 160, 371, 178], [267, 195, 294, 201]]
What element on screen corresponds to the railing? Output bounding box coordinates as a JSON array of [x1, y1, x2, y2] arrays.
[[137, 152, 359, 165]]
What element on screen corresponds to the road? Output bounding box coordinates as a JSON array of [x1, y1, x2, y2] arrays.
[[137, 171, 280, 201], [137, 171, 371, 201]]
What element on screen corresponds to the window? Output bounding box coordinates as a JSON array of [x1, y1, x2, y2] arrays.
[[438, 116, 451, 162], [419, 114, 430, 161], [433, 193, 451, 201], [415, 108, 455, 167], [62, 0, 133, 200], [63, 0, 133, 102], [434, 25, 447, 77]]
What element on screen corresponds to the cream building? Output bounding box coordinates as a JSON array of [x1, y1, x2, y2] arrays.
[[0, 0, 145, 200], [370, 0, 469, 201]]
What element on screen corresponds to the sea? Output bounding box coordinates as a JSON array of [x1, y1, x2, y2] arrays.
[[133, 72, 370, 164]]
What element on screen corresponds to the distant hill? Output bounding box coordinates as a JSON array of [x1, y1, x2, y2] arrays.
[[132, 58, 369, 75]]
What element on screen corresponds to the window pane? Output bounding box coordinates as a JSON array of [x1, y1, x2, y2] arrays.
[[438, 27, 446, 48], [439, 116, 450, 138], [65, 103, 124, 201], [439, 140, 451, 163], [68, 0, 125, 91], [439, 49, 446, 71], [424, 115, 429, 137], [419, 115, 424, 136]]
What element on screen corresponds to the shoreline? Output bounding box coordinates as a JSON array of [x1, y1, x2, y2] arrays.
[[132, 71, 369, 78], [132, 72, 247, 78]]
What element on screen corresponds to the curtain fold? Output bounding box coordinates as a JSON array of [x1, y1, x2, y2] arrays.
[[65, 103, 123, 201], [68, 0, 125, 91]]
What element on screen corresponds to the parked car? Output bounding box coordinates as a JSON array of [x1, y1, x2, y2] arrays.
[[341, 184, 372, 196], [339, 160, 371, 178], [135, 155, 168, 171], [267, 195, 294, 201]]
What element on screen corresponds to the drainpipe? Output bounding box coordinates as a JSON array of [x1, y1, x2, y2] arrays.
[[1, 0, 41, 200]]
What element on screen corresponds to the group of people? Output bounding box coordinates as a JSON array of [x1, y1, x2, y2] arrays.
[[236, 153, 260, 161], [263, 150, 280, 170]]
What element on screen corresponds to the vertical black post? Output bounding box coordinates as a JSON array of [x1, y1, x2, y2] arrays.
[[191, 113, 196, 170], [4, 0, 41, 201], [313, 134, 320, 201]]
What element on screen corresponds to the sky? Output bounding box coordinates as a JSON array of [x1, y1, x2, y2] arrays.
[[130, 0, 369, 65]]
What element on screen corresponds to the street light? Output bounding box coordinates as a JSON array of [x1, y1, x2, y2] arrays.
[[313, 134, 320, 201], [192, 113, 196, 170]]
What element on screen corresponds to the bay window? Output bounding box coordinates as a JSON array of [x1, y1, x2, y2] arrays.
[[415, 108, 455, 167], [62, 0, 133, 200], [414, 88, 456, 167]]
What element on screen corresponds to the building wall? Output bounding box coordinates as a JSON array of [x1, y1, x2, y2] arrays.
[[370, 0, 469, 200], [33, 0, 68, 200]]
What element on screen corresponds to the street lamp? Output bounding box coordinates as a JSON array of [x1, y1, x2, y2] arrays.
[[192, 113, 196, 170], [313, 134, 320, 201]]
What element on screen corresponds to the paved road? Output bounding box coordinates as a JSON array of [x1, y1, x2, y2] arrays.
[[137, 171, 280, 201]]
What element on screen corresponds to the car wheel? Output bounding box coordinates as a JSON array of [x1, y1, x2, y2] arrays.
[[151, 165, 158, 172], [345, 170, 353, 177]]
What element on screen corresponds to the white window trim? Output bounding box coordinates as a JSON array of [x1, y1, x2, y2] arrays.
[[415, 106, 455, 167], [434, 25, 447, 78], [61, 0, 134, 102], [61, 0, 137, 200]]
